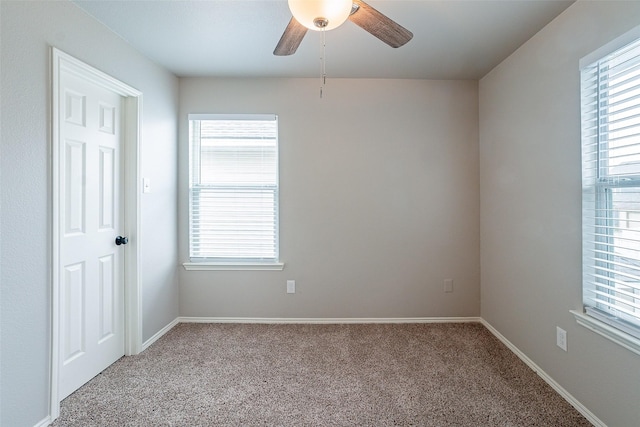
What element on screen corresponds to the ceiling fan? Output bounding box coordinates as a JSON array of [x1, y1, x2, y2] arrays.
[[274, 0, 413, 56]]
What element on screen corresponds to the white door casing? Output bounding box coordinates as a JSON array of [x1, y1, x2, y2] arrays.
[[51, 48, 142, 419]]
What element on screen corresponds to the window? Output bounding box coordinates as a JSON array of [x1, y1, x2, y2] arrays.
[[578, 28, 640, 352], [185, 114, 282, 270]]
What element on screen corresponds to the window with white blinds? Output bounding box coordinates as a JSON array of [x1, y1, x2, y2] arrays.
[[581, 35, 640, 340], [188, 114, 279, 263]]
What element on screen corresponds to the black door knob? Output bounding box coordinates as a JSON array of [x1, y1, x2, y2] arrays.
[[115, 236, 128, 246]]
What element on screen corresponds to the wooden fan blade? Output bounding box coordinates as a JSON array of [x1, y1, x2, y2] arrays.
[[349, 0, 413, 48], [274, 17, 308, 56]]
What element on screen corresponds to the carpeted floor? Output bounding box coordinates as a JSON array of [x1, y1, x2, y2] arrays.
[[51, 322, 592, 426]]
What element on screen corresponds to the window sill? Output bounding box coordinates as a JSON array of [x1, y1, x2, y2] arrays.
[[182, 262, 284, 271], [570, 310, 640, 357]]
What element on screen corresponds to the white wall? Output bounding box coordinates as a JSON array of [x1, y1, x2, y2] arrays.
[[0, 1, 179, 426], [479, 1, 640, 426], [179, 78, 480, 319]]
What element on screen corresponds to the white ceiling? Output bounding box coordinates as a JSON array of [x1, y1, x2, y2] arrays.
[[72, 0, 575, 80]]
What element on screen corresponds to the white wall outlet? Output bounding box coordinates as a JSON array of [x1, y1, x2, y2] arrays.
[[556, 326, 567, 351], [444, 279, 454, 293], [287, 280, 295, 294]]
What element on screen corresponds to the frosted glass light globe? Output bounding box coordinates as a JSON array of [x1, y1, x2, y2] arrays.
[[288, 0, 353, 31]]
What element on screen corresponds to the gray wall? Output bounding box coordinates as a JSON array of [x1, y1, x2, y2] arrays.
[[479, 1, 640, 426], [0, 1, 179, 426], [178, 78, 480, 319]]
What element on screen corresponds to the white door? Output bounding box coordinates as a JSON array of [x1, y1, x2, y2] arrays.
[[58, 69, 125, 399]]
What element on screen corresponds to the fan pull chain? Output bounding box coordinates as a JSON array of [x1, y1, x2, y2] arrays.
[[320, 28, 326, 98]]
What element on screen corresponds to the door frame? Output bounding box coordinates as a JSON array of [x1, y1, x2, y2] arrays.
[[49, 47, 143, 419]]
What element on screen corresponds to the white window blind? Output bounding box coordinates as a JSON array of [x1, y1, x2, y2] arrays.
[[188, 114, 279, 262], [581, 35, 640, 339]]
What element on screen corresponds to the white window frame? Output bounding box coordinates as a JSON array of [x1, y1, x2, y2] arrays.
[[183, 114, 283, 271], [573, 25, 640, 356]]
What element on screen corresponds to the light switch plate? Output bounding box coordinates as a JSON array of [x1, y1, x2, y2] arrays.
[[143, 178, 151, 193]]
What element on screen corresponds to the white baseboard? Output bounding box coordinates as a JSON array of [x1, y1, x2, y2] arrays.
[[141, 317, 180, 352], [34, 415, 52, 427], [480, 319, 605, 427], [178, 316, 482, 324]]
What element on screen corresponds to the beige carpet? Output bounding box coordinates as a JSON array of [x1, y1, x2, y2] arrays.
[[51, 322, 591, 426]]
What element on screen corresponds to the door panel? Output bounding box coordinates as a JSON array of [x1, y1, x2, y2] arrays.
[[64, 140, 86, 234], [98, 254, 115, 342], [99, 146, 115, 230], [59, 70, 125, 400], [62, 262, 85, 364]]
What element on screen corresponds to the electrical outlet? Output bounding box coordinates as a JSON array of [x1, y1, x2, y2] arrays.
[[287, 280, 295, 294], [556, 327, 567, 351], [444, 279, 453, 293]]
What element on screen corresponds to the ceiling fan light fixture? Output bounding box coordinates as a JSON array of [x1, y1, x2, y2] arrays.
[[288, 0, 353, 31]]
